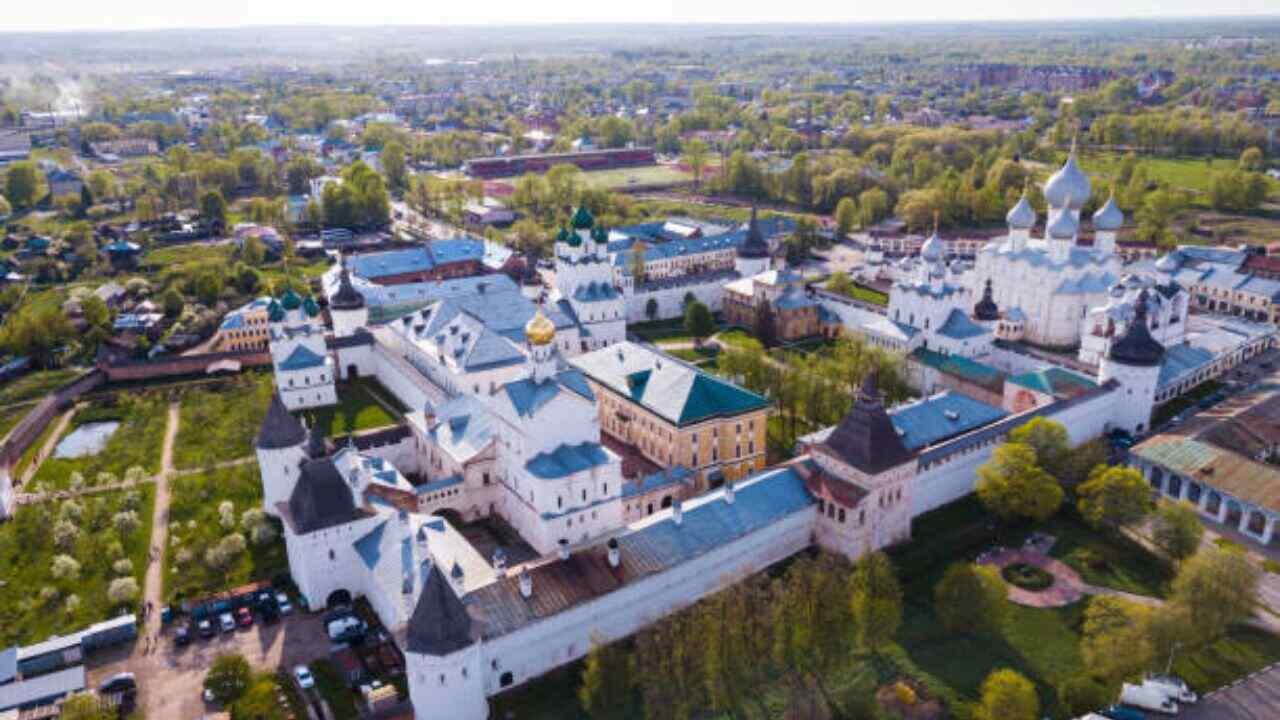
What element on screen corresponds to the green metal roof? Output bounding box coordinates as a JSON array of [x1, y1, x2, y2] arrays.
[[911, 348, 1006, 392], [1132, 435, 1280, 512], [1007, 367, 1098, 399], [571, 205, 595, 230]]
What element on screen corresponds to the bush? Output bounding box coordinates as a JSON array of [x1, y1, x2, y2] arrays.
[[107, 577, 139, 604], [64, 594, 81, 614], [1000, 563, 1055, 591], [51, 554, 81, 581], [112, 559, 134, 576]]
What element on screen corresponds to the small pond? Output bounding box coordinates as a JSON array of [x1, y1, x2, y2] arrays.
[[53, 421, 121, 459]]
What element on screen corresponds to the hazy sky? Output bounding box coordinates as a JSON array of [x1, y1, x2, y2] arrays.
[[4, 0, 1277, 32]]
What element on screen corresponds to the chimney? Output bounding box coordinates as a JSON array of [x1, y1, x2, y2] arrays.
[[672, 498, 683, 526], [724, 480, 735, 504], [606, 537, 620, 568], [557, 538, 570, 561], [518, 568, 533, 599]]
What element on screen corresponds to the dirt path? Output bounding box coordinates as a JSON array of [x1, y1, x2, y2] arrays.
[[17, 404, 77, 488], [16, 456, 257, 506], [136, 401, 180, 660]]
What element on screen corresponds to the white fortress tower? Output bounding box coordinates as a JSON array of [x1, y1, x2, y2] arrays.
[[254, 393, 324, 517], [1098, 289, 1165, 435], [404, 563, 487, 720], [328, 257, 368, 339], [734, 206, 772, 278], [268, 288, 337, 409]]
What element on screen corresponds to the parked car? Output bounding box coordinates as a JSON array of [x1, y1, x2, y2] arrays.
[[197, 618, 215, 639], [219, 612, 236, 633], [1099, 707, 1145, 720], [276, 592, 293, 615], [259, 602, 280, 625], [174, 624, 191, 646], [235, 606, 253, 628], [99, 673, 137, 694], [1143, 675, 1197, 704], [1100, 702, 1152, 717], [293, 665, 315, 690], [326, 615, 367, 643], [1120, 682, 1177, 715]]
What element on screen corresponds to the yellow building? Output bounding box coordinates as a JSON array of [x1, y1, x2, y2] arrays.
[[212, 297, 273, 352], [571, 341, 772, 489]]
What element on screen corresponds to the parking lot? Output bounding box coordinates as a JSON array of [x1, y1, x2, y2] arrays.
[[87, 611, 332, 719]]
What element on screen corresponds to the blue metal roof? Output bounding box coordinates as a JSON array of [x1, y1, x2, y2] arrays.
[[416, 474, 464, 494], [525, 442, 612, 480], [0, 647, 15, 685], [0, 665, 85, 712], [279, 344, 327, 371], [1159, 343, 1216, 388], [431, 395, 497, 464], [352, 247, 436, 279], [430, 237, 486, 265], [889, 392, 1008, 451], [502, 370, 594, 418], [354, 519, 390, 570], [936, 308, 989, 340]]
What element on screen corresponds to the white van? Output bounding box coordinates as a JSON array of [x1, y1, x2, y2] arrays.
[[1120, 682, 1178, 715], [1144, 675, 1197, 704]]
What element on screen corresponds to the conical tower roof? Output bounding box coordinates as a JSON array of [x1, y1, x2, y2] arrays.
[[819, 372, 912, 475], [973, 278, 1000, 321], [406, 563, 475, 655], [1109, 290, 1165, 367], [331, 261, 365, 310], [256, 393, 307, 450], [737, 205, 770, 259]]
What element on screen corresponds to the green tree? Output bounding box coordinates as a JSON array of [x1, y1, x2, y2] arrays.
[[205, 653, 253, 705], [857, 187, 891, 227], [1058, 674, 1113, 719], [848, 551, 902, 652], [1081, 595, 1155, 684], [240, 236, 266, 266], [231, 677, 288, 720], [59, 693, 113, 720], [934, 562, 1007, 636], [975, 669, 1039, 720], [200, 189, 228, 230], [1151, 501, 1204, 561], [162, 287, 185, 317], [578, 635, 633, 720], [826, 271, 857, 298], [1170, 546, 1259, 643], [1077, 466, 1154, 531], [0, 193, 11, 218], [684, 300, 714, 346], [81, 294, 111, 331], [1007, 417, 1071, 481], [976, 443, 1063, 523], [1239, 146, 1264, 171], [5, 161, 39, 210], [834, 196, 858, 236], [682, 138, 711, 187], [382, 140, 408, 192], [78, 184, 95, 216]]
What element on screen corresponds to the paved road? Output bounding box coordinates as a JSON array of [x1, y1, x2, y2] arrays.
[[1179, 662, 1280, 719]]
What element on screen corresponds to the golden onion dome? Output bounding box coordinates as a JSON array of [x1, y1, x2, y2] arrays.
[[525, 308, 556, 346]]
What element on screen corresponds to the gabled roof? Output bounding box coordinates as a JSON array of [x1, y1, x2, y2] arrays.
[[525, 442, 613, 480], [279, 344, 327, 371], [937, 308, 989, 340], [257, 393, 307, 450], [406, 563, 474, 656], [888, 392, 1008, 451], [501, 369, 595, 418], [1007, 367, 1098, 399], [571, 342, 769, 426]]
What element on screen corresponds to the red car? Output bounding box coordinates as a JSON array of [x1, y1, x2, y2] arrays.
[[235, 606, 254, 628]]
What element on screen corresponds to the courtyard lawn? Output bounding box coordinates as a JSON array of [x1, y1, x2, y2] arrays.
[[578, 164, 693, 192], [302, 378, 403, 438], [716, 328, 765, 351], [1040, 514, 1174, 597], [163, 464, 288, 604], [0, 485, 155, 647], [630, 317, 698, 344], [174, 372, 275, 470], [30, 391, 169, 492]]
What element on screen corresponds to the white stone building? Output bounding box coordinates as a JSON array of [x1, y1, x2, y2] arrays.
[[267, 289, 336, 409]]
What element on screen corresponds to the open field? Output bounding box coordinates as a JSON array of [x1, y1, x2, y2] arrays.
[[173, 371, 274, 469], [0, 368, 81, 406], [163, 464, 288, 604], [30, 391, 170, 492], [578, 164, 694, 191], [0, 485, 155, 646]]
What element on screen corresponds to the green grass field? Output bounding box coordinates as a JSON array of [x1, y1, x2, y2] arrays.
[[0, 368, 81, 406], [164, 464, 288, 604], [31, 391, 169, 492], [174, 372, 274, 469], [578, 164, 694, 191], [0, 485, 155, 647], [302, 378, 403, 438]]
